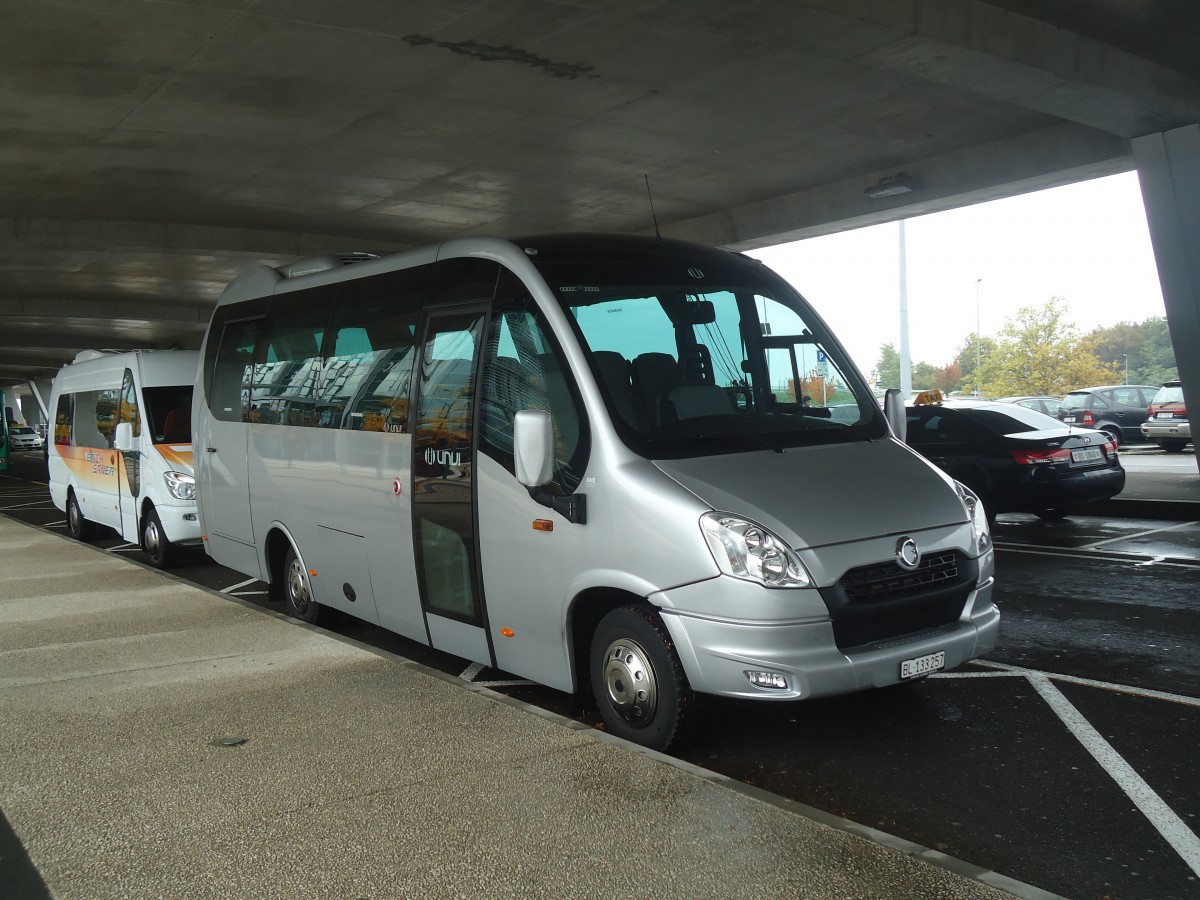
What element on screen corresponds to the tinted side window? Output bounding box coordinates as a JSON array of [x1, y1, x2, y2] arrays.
[[1110, 388, 1141, 407], [210, 318, 263, 423], [54, 393, 73, 446], [318, 267, 428, 431], [480, 296, 587, 494], [254, 287, 336, 427], [118, 368, 141, 439]]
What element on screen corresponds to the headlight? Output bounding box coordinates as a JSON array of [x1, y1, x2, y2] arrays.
[[700, 513, 812, 588], [164, 471, 196, 501], [955, 482, 992, 555]]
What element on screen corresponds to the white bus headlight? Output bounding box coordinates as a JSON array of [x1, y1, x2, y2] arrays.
[[955, 481, 992, 555], [164, 471, 196, 501], [700, 513, 812, 588]]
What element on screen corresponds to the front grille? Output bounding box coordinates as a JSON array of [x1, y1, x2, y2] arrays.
[[832, 597, 965, 650], [818, 550, 978, 651], [841, 551, 959, 602]]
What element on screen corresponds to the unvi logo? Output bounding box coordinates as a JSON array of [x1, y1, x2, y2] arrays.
[[424, 447, 462, 467]]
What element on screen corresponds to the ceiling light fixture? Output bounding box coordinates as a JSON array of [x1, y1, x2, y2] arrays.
[[864, 173, 914, 199]]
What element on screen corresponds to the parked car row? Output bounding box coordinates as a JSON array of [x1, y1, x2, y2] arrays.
[[905, 396, 1125, 524], [990, 382, 1190, 452], [1139, 380, 1191, 452]]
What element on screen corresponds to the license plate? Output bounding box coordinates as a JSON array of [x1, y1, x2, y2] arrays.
[[901, 651, 945, 679], [1071, 447, 1103, 463], [1062, 416, 1076, 424], [1157, 412, 1175, 420]]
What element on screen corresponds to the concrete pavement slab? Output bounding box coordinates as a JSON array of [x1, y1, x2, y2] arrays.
[[0, 517, 1029, 899]]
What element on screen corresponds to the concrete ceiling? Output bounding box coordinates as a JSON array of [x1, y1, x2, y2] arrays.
[[3, 0, 1200, 390]]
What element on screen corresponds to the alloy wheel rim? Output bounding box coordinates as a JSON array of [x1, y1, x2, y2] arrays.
[[601, 637, 658, 726], [287, 558, 310, 613], [144, 519, 160, 557]]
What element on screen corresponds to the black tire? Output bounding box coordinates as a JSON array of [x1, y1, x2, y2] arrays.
[[1158, 439, 1188, 453], [281, 546, 320, 624], [590, 605, 697, 751], [141, 506, 175, 569], [66, 491, 94, 541], [1099, 425, 1121, 447], [1035, 507, 1071, 521]]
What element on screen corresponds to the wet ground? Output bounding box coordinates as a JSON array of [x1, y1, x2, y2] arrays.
[[3, 448, 1198, 898]]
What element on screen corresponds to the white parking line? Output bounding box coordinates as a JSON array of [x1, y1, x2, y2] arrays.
[[106, 543, 140, 553], [1082, 520, 1200, 550], [994, 544, 1200, 567], [970, 659, 1200, 708], [1030, 674, 1200, 879], [220, 577, 260, 593], [0, 500, 57, 510]]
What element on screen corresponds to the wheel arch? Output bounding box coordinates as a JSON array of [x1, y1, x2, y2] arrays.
[[263, 524, 306, 602], [567, 587, 651, 694]]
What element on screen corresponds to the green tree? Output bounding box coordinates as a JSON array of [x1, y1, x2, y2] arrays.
[[954, 334, 998, 397], [1086, 317, 1177, 384], [875, 342, 900, 389], [976, 297, 1117, 396]]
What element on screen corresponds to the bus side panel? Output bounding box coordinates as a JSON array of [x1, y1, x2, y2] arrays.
[[475, 454, 576, 692], [247, 424, 426, 639]]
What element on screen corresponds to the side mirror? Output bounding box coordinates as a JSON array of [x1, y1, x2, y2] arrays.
[[884, 388, 906, 442], [513, 409, 554, 487], [114, 421, 134, 452]]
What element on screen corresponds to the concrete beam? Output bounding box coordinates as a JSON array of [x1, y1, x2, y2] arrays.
[[0, 298, 212, 324], [670, 122, 1130, 249], [851, 0, 1200, 138], [0, 218, 406, 256]]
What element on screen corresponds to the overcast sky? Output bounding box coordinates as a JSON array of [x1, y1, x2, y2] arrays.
[[748, 171, 1166, 379]]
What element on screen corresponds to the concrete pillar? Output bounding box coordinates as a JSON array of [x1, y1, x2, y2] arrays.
[[1131, 125, 1200, 475]]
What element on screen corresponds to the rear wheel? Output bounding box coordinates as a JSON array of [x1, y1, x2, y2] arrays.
[[66, 491, 94, 541], [1158, 439, 1188, 453], [590, 605, 697, 751], [1099, 425, 1121, 447], [1035, 507, 1071, 521], [282, 546, 320, 624], [141, 506, 175, 569]]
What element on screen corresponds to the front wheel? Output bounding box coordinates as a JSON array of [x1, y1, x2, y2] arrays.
[[590, 605, 697, 751], [282, 546, 320, 624], [141, 507, 176, 569], [66, 491, 94, 541]]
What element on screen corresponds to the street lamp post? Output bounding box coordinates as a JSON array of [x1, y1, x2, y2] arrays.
[[1123, 354, 1129, 385], [975, 278, 983, 397]]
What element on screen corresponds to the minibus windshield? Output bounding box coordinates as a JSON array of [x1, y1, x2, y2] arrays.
[[535, 253, 886, 458]]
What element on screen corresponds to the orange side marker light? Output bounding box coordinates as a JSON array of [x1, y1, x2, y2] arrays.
[[532, 519, 554, 532], [500, 628, 515, 638]]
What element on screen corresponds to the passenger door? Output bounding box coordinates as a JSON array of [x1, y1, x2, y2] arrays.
[[411, 304, 491, 664], [197, 316, 262, 573], [115, 368, 142, 542]]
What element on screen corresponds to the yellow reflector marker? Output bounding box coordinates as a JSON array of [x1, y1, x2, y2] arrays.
[[309, 569, 318, 576], [532, 519, 554, 532], [500, 628, 515, 638]]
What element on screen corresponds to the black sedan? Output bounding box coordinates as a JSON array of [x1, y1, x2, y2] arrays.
[[905, 400, 1125, 522]]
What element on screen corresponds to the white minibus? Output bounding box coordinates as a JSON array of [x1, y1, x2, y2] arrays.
[[195, 234, 998, 750], [49, 350, 201, 567]]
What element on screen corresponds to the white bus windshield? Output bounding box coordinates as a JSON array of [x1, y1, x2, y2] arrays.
[[534, 258, 886, 456]]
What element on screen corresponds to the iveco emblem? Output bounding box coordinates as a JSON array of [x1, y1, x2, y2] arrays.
[[895, 537, 921, 571], [687, 267, 705, 279]]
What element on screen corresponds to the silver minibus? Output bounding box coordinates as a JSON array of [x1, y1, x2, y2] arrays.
[[194, 234, 998, 750]]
